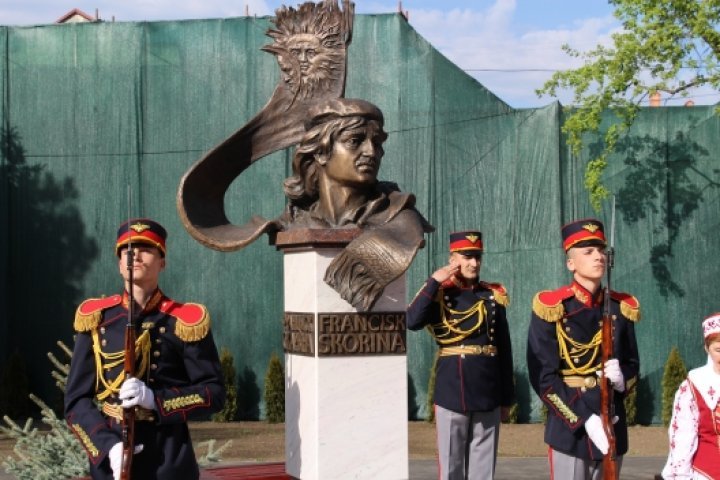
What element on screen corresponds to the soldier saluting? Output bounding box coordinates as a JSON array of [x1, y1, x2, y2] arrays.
[[527, 218, 640, 479], [407, 231, 515, 480], [64, 219, 225, 479]]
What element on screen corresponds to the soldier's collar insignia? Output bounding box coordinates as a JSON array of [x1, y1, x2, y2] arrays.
[[130, 222, 151, 233], [466, 234, 479, 244], [582, 223, 599, 233]]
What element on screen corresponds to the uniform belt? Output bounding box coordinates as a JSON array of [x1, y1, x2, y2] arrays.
[[102, 401, 156, 423], [563, 375, 599, 390], [439, 345, 497, 357]]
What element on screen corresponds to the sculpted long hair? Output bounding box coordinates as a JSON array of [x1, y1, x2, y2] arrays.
[[283, 115, 383, 207]]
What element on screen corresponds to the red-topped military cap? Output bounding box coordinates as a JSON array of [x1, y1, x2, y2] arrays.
[[116, 218, 167, 257], [561, 218, 606, 251], [449, 230, 483, 254]]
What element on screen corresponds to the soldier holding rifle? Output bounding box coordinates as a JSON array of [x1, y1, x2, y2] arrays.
[[527, 218, 640, 479], [64, 219, 225, 479]]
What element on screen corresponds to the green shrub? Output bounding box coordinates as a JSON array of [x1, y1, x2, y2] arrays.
[[624, 378, 638, 426], [264, 352, 285, 423], [211, 347, 238, 422], [662, 347, 688, 427]]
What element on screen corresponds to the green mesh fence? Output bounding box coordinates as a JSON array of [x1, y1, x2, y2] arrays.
[[0, 14, 718, 423]]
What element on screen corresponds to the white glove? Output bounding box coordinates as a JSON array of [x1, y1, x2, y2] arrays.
[[108, 442, 144, 480], [109, 442, 122, 480], [585, 414, 609, 455], [603, 359, 625, 392], [119, 376, 155, 410]]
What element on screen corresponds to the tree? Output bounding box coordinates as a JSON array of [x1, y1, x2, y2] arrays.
[[661, 346, 688, 426], [264, 353, 285, 423], [211, 347, 238, 422], [537, 0, 720, 210]]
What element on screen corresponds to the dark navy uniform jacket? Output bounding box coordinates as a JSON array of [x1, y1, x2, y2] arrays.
[[407, 277, 515, 413], [64, 289, 226, 480], [526, 281, 640, 461]]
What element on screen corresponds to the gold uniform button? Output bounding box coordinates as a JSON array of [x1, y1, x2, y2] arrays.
[[101, 339, 107, 347], [100, 327, 106, 334], [153, 351, 160, 358], [159, 327, 166, 334], [150, 364, 158, 370], [155, 338, 162, 344]]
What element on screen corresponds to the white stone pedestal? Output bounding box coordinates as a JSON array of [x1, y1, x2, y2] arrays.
[[278, 230, 409, 480]]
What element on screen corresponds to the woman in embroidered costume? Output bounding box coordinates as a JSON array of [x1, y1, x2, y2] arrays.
[[64, 219, 225, 480], [662, 313, 720, 479]]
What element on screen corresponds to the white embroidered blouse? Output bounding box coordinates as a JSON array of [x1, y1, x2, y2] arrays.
[[662, 357, 720, 479]]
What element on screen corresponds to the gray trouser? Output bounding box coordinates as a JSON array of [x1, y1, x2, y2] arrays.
[[548, 448, 623, 480], [435, 404, 501, 480]]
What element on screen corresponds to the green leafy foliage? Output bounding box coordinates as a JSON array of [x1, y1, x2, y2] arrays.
[[662, 346, 688, 427], [264, 353, 285, 423], [212, 347, 238, 422], [537, 0, 720, 210]]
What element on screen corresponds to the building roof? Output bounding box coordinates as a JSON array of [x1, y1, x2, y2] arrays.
[[55, 8, 96, 24]]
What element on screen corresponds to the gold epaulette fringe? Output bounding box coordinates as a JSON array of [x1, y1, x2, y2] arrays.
[[620, 299, 641, 322], [491, 287, 510, 307], [74, 308, 100, 332], [532, 293, 564, 322], [174, 304, 211, 342]]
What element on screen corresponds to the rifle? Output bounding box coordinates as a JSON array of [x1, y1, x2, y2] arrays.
[[121, 186, 136, 480], [600, 197, 617, 480]]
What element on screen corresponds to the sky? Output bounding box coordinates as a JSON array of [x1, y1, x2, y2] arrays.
[[1, 0, 718, 108]]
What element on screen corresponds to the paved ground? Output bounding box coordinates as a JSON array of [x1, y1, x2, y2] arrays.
[[414, 457, 665, 479], [0, 456, 665, 479]]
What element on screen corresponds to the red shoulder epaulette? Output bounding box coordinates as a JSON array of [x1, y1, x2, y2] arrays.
[[159, 299, 211, 342], [74, 295, 122, 332], [479, 281, 510, 307], [532, 286, 574, 322], [610, 290, 641, 322], [440, 278, 457, 289]]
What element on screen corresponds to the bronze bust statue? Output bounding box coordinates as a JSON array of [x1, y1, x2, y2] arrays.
[[281, 98, 433, 309], [177, 1, 433, 310]]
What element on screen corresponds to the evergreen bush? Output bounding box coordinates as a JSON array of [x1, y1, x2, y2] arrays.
[[662, 346, 688, 427], [211, 347, 238, 422], [624, 379, 638, 426], [264, 352, 285, 423], [2, 340, 231, 478]]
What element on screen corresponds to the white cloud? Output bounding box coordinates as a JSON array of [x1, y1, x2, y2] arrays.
[[407, 0, 620, 106]]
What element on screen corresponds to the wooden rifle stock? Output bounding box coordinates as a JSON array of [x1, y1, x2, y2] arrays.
[[601, 197, 618, 479], [600, 301, 618, 480]]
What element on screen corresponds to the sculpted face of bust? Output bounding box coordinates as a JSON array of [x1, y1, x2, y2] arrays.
[[318, 119, 384, 189]]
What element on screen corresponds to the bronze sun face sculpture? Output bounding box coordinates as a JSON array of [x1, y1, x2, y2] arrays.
[[177, 1, 433, 310]]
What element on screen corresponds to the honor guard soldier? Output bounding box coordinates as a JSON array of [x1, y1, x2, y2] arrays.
[[407, 231, 515, 480], [64, 219, 226, 480], [527, 218, 640, 480]]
